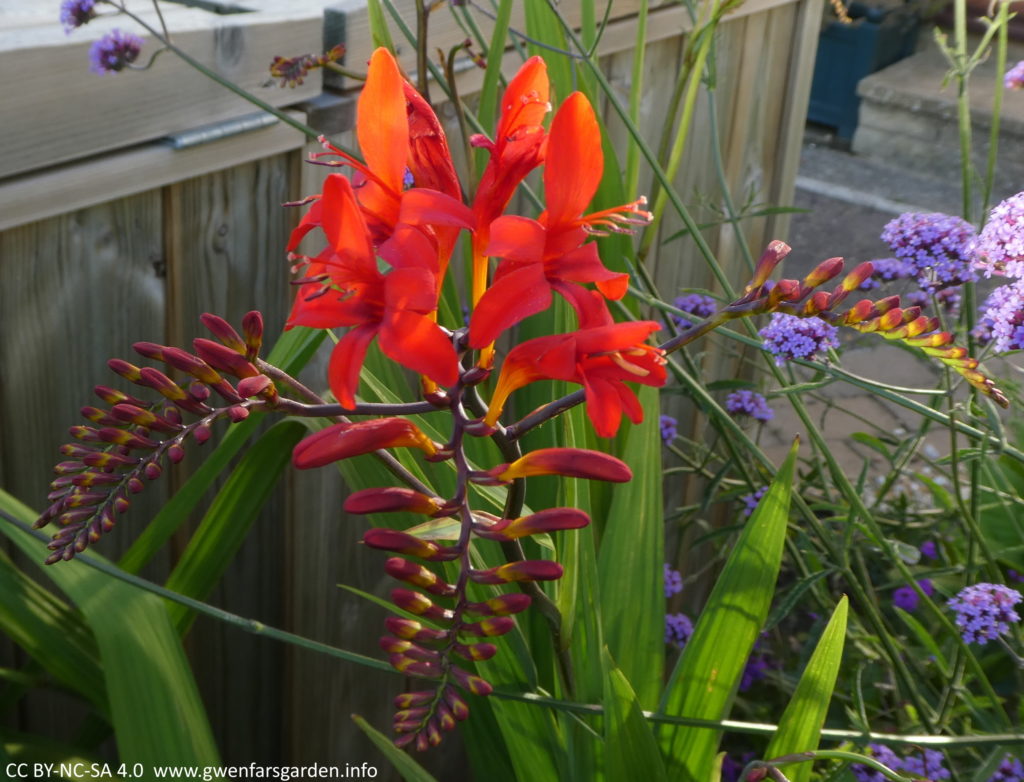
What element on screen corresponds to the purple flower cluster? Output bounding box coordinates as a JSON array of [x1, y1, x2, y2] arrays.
[[920, 540, 938, 560], [904, 286, 961, 316], [852, 745, 949, 782], [725, 390, 774, 422], [89, 29, 143, 74], [892, 578, 934, 613], [881, 212, 978, 292], [976, 280, 1024, 352], [976, 192, 1024, 279], [989, 755, 1024, 782], [740, 486, 767, 518], [665, 612, 693, 646], [671, 293, 717, 329], [659, 414, 678, 444], [851, 744, 903, 782], [858, 257, 913, 290], [664, 563, 683, 598], [759, 313, 839, 366], [60, 0, 96, 32], [739, 648, 775, 691], [1007, 60, 1024, 90], [948, 583, 1022, 645]]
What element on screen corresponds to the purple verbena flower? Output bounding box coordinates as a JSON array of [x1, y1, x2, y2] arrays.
[[720, 753, 756, 782], [904, 286, 961, 316], [859, 257, 913, 290], [739, 648, 775, 691], [61, 0, 96, 32], [881, 212, 978, 292], [1009, 570, 1024, 583], [671, 293, 716, 329], [893, 578, 935, 613], [659, 414, 678, 444], [989, 754, 1024, 782], [851, 744, 903, 782], [89, 29, 143, 74], [740, 486, 767, 518], [920, 540, 938, 560], [1006, 61, 1024, 90], [975, 280, 1024, 352], [976, 192, 1024, 279], [725, 390, 774, 422], [902, 749, 951, 780], [664, 563, 683, 598], [665, 612, 693, 646], [759, 313, 839, 366], [948, 583, 1022, 645]]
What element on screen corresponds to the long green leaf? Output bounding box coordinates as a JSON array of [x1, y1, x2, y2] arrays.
[[601, 647, 669, 782], [352, 715, 438, 782], [0, 491, 220, 775], [164, 420, 307, 633], [598, 383, 663, 708], [658, 439, 798, 780], [763, 596, 848, 782], [366, 0, 397, 53]]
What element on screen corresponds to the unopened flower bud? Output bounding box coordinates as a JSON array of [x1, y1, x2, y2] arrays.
[[292, 419, 439, 469], [449, 667, 493, 696], [470, 560, 563, 584], [464, 593, 533, 616], [364, 529, 440, 560], [383, 557, 456, 596], [483, 448, 631, 483], [344, 487, 445, 516], [241, 311, 263, 361], [200, 314, 247, 353]]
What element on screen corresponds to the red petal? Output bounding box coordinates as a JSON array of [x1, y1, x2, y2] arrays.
[[573, 321, 662, 354], [327, 324, 377, 409], [581, 374, 622, 438], [384, 267, 440, 313], [403, 81, 462, 200], [468, 263, 551, 348], [484, 215, 546, 262], [544, 93, 603, 227], [320, 175, 375, 270], [379, 225, 439, 273], [286, 196, 323, 252], [548, 244, 628, 299], [399, 188, 475, 230], [378, 310, 459, 387], [358, 48, 409, 195], [496, 56, 550, 140]]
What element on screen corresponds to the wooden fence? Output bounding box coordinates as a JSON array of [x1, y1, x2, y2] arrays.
[[0, 0, 822, 775]]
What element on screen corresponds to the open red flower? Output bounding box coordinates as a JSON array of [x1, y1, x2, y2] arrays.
[[286, 176, 458, 408], [484, 304, 666, 437], [469, 91, 650, 348]]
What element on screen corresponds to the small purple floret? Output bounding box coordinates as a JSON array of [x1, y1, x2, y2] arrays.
[[725, 390, 774, 422], [659, 414, 677, 444], [665, 612, 693, 646], [948, 583, 1022, 645], [1006, 61, 1024, 90], [975, 280, 1024, 352], [851, 744, 903, 782], [664, 563, 683, 598], [989, 754, 1024, 782], [920, 540, 938, 560], [61, 0, 96, 32], [759, 313, 839, 366], [740, 486, 767, 518], [902, 749, 950, 780], [892, 578, 934, 613], [89, 29, 144, 74], [881, 212, 977, 292]]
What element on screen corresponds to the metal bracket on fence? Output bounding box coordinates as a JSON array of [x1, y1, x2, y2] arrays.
[[161, 111, 279, 150]]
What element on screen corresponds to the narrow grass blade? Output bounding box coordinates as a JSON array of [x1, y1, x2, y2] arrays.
[[602, 647, 669, 782], [658, 439, 798, 779], [598, 383, 663, 708], [163, 421, 307, 634], [366, 0, 397, 53], [352, 715, 438, 782], [763, 596, 848, 782], [0, 493, 220, 772]]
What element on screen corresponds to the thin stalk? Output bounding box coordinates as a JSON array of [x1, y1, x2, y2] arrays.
[[954, 0, 974, 221], [982, 3, 1010, 215], [624, 0, 650, 198]]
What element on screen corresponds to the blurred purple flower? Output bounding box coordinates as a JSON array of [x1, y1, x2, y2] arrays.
[[1009, 570, 1024, 583], [60, 0, 96, 32], [976, 192, 1024, 279], [902, 749, 950, 780], [665, 612, 693, 646], [904, 286, 961, 317], [989, 754, 1024, 782], [664, 563, 683, 598], [948, 583, 1022, 644], [858, 257, 913, 290], [725, 390, 774, 422], [893, 578, 935, 613], [759, 313, 839, 366], [739, 649, 775, 691], [881, 212, 977, 292], [659, 414, 678, 444], [720, 753, 756, 782], [671, 293, 717, 329], [920, 540, 938, 560], [740, 486, 767, 518], [89, 29, 144, 74], [851, 744, 903, 782], [1006, 61, 1024, 90], [975, 280, 1024, 352]]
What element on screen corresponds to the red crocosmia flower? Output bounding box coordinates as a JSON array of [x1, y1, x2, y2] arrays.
[[469, 56, 551, 305], [484, 312, 667, 438], [288, 48, 473, 276], [286, 176, 458, 408], [469, 91, 651, 349]]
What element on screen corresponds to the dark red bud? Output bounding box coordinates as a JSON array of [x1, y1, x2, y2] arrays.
[[144, 462, 163, 480], [193, 425, 212, 445], [168, 444, 186, 463], [200, 313, 247, 353], [227, 406, 250, 422], [236, 375, 273, 398], [241, 311, 263, 360], [132, 341, 166, 361]]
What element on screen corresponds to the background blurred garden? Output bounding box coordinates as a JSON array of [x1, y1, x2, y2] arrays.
[[2, 1, 1024, 780]]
